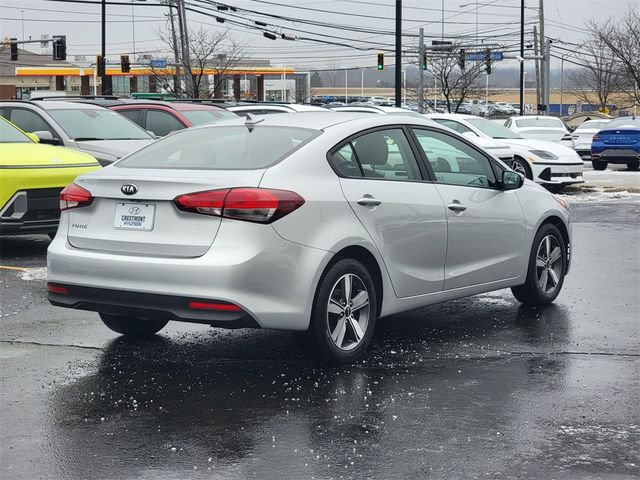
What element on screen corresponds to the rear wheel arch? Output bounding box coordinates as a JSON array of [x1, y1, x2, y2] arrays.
[[322, 245, 383, 317]]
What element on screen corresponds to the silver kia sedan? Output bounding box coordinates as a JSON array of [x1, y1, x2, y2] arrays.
[[47, 112, 571, 364]]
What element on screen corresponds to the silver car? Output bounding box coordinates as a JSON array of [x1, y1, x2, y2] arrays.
[[47, 113, 572, 363]]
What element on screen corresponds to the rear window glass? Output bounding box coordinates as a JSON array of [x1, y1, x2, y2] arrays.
[[515, 118, 564, 128], [182, 109, 238, 125], [116, 125, 319, 170]]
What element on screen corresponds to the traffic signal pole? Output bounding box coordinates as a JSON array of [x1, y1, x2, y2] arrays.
[[101, 0, 112, 95], [395, 0, 402, 107], [519, 0, 525, 115], [418, 28, 424, 113]]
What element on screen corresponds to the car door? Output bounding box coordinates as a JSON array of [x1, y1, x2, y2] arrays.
[[411, 128, 526, 290], [331, 127, 448, 297]]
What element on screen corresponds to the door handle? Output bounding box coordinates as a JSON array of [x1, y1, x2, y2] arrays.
[[447, 202, 467, 213], [357, 195, 382, 207]]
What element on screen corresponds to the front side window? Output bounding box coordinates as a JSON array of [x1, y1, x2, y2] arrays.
[[0, 119, 32, 143], [413, 129, 497, 189], [433, 119, 475, 135], [117, 125, 318, 170], [10, 108, 55, 136], [330, 129, 422, 181], [47, 108, 151, 141]]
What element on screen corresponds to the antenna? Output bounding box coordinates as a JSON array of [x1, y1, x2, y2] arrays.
[[244, 113, 264, 132]]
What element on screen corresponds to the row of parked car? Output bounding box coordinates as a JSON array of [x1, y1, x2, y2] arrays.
[[1, 96, 637, 240]]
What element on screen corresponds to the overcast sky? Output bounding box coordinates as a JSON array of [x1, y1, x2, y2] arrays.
[[0, 0, 632, 70]]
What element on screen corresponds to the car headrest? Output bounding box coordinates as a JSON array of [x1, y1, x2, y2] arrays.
[[353, 134, 388, 166]]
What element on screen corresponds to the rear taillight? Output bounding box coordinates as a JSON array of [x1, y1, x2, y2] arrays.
[[47, 283, 68, 295], [174, 188, 305, 224], [592, 134, 601, 142], [60, 183, 93, 211]]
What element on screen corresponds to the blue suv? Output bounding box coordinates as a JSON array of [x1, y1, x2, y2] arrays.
[[591, 116, 640, 170]]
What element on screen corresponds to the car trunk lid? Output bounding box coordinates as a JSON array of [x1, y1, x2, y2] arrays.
[[67, 168, 265, 257], [599, 128, 640, 146]]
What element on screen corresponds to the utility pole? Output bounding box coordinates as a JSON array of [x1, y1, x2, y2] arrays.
[[101, 0, 112, 95], [538, 0, 546, 114], [395, 0, 402, 107], [176, 0, 192, 97], [167, 9, 181, 94], [559, 54, 564, 116], [543, 38, 551, 114], [533, 25, 541, 110], [418, 28, 425, 113], [519, 0, 525, 115]]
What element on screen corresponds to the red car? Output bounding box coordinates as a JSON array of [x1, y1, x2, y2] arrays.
[[110, 102, 238, 137]]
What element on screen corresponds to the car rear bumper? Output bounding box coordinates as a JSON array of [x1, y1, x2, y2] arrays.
[[47, 218, 330, 331], [48, 284, 260, 328], [591, 148, 640, 163]]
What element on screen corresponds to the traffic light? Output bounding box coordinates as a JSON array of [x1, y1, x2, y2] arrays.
[[120, 55, 130, 73], [458, 48, 466, 70], [484, 48, 492, 75], [377, 53, 384, 71], [421, 51, 427, 70], [52, 35, 66, 61], [96, 55, 105, 77], [10, 38, 18, 61]]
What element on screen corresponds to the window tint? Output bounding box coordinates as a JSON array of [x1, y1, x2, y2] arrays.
[[434, 119, 475, 135], [10, 108, 55, 135], [329, 143, 362, 177], [117, 109, 143, 126], [116, 125, 318, 170], [350, 129, 422, 181], [146, 110, 185, 136], [413, 129, 497, 189]]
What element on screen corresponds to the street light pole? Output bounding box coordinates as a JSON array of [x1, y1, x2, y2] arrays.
[[519, 0, 525, 115], [101, 0, 112, 95], [395, 0, 402, 107]]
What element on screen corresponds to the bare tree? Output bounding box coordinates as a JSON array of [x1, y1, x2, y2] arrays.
[[568, 38, 624, 111], [423, 45, 485, 113], [151, 26, 247, 98], [587, 6, 640, 108]]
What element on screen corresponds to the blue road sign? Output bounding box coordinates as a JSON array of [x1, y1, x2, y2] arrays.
[[150, 59, 167, 68], [466, 51, 503, 62]]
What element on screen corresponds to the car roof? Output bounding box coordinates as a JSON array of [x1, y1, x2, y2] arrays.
[[32, 100, 110, 110], [113, 101, 226, 111], [193, 111, 437, 131]]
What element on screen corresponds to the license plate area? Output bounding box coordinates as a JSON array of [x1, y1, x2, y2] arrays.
[[114, 203, 155, 231]]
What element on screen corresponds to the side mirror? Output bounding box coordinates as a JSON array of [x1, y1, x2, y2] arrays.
[[25, 132, 40, 143], [502, 170, 524, 190], [32, 130, 60, 145]]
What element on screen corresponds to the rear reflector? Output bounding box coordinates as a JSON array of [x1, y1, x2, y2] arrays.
[[47, 283, 68, 295], [174, 187, 304, 224], [60, 183, 93, 211], [188, 301, 242, 312]]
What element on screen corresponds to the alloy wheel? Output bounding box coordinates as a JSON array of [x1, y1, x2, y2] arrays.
[[512, 159, 529, 178], [535, 235, 563, 295], [327, 273, 370, 351]]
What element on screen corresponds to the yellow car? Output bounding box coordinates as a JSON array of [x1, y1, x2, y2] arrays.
[[0, 117, 100, 237]]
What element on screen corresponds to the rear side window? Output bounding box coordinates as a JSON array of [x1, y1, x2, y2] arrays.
[[146, 110, 185, 136], [117, 125, 319, 170], [329, 129, 422, 182], [117, 109, 143, 126]]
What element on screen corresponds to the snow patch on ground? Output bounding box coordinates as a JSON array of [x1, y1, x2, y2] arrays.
[[561, 190, 640, 203], [19, 267, 48, 281]]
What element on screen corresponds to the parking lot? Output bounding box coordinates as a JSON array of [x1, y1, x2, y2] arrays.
[[1, 194, 638, 480]]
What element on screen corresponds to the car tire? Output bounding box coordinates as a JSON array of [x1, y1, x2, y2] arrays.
[[591, 159, 608, 170], [99, 313, 169, 337], [512, 223, 567, 305], [627, 160, 639, 171], [511, 156, 532, 180], [295, 258, 377, 364]]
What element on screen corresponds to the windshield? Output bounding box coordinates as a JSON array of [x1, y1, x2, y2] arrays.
[[576, 120, 610, 131], [0, 119, 32, 143], [181, 109, 238, 126], [116, 125, 319, 170], [48, 108, 152, 141], [607, 117, 640, 128], [515, 118, 564, 128], [466, 117, 522, 139]]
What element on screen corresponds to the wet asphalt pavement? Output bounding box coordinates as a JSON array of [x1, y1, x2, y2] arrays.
[[1, 197, 639, 480]]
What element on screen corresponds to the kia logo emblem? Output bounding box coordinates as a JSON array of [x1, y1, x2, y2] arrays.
[[121, 184, 138, 195], [128, 206, 141, 215]]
